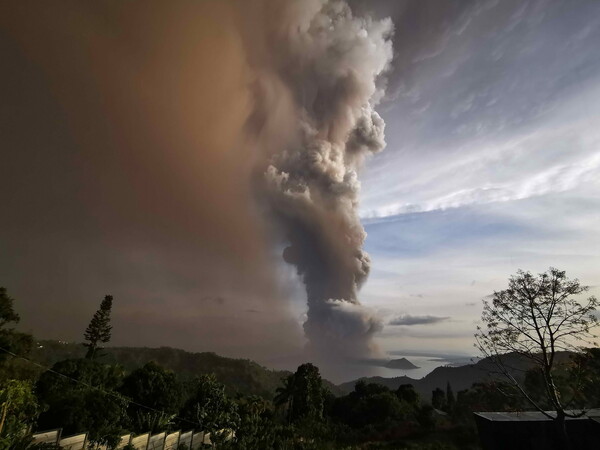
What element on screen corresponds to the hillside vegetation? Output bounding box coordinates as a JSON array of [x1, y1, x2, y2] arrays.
[[31, 340, 343, 398]]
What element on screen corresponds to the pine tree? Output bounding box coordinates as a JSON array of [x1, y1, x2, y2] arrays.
[[83, 295, 113, 359]]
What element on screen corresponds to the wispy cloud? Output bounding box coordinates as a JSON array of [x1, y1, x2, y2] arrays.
[[361, 139, 600, 220], [389, 314, 450, 326]]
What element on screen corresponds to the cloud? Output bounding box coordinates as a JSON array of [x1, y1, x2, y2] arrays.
[[389, 314, 450, 326], [360, 0, 600, 222]]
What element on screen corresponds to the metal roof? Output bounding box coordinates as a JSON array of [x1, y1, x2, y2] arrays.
[[474, 409, 600, 422]]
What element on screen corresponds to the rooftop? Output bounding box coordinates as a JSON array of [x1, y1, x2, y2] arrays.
[[475, 409, 600, 422]]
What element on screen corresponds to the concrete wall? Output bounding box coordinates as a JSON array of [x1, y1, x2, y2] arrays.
[[30, 429, 210, 450], [59, 433, 87, 450]]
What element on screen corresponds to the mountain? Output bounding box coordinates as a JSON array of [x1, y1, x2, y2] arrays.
[[31, 340, 343, 398], [385, 357, 419, 369], [338, 352, 575, 399]]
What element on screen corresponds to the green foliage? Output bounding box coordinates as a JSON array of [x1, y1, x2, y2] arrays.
[[0, 287, 33, 372], [35, 358, 127, 447], [415, 405, 435, 432], [31, 342, 309, 399], [330, 380, 421, 440], [0, 379, 40, 448], [0, 288, 19, 328], [120, 361, 183, 433], [179, 374, 239, 435], [275, 363, 325, 424], [396, 384, 420, 407], [220, 395, 280, 449], [84, 295, 113, 360], [523, 347, 600, 411], [273, 373, 294, 422], [456, 381, 521, 413], [570, 347, 600, 407]]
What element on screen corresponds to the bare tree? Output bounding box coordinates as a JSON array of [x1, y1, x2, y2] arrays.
[[475, 268, 599, 450]]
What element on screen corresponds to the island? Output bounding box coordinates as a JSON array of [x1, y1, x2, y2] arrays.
[[385, 357, 420, 370]]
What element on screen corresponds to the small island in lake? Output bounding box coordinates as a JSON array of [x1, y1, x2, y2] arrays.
[[385, 357, 420, 369]]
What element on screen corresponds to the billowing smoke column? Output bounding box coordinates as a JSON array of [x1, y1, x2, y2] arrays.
[[242, 0, 394, 359]]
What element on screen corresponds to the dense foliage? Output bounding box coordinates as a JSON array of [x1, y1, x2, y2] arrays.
[[29, 341, 306, 399], [120, 362, 183, 433], [0, 380, 39, 448], [0, 287, 33, 371], [35, 359, 128, 447]]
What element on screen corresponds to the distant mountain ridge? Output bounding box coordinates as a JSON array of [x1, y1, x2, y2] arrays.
[[338, 351, 576, 398], [32, 340, 343, 398]]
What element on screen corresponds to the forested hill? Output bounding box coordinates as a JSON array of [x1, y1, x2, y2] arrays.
[[338, 351, 575, 398], [31, 340, 341, 398]]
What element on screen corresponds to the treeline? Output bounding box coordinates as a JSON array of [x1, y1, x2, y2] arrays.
[[29, 341, 303, 400]]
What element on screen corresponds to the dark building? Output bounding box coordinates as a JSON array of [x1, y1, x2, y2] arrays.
[[474, 410, 600, 450]]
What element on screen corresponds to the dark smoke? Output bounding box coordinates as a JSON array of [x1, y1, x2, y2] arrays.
[[239, 0, 394, 359]]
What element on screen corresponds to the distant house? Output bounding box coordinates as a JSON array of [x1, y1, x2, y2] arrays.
[[474, 409, 600, 450]]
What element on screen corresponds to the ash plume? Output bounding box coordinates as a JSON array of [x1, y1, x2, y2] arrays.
[[239, 0, 394, 359]]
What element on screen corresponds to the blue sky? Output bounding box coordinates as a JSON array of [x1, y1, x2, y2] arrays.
[[355, 0, 600, 355]]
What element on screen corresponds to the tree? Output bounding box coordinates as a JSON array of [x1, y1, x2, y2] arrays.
[[179, 374, 239, 441], [273, 374, 295, 423], [330, 380, 417, 437], [475, 268, 599, 450], [570, 347, 600, 406], [120, 362, 183, 433], [0, 380, 39, 448], [35, 358, 127, 448], [0, 287, 33, 365], [274, 363, 325, 424], [396, 384, 420, 407], [227, 395, 280, 449], [83, 295, 113, 360]]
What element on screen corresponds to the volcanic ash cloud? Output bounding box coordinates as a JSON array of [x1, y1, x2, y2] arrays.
[[240, 0, 394, 360]]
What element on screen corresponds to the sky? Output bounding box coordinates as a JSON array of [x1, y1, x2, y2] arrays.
[[1, 0, 599, 379], [355, 0, 600, 356]]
